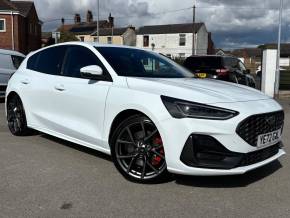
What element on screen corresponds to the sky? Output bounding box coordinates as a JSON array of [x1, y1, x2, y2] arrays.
[[29, 0, 290, 50]]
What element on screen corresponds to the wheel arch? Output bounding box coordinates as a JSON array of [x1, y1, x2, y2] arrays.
[[108, 109, 148, 146], [5, 91, 21, 116], [6, 91, 20, 102]]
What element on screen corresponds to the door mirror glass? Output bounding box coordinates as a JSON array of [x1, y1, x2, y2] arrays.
[[80, 65, 103, 79]]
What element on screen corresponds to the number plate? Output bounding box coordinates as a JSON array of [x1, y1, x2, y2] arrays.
[[196, 73, 207, 78], [257, 129, 282, 148]]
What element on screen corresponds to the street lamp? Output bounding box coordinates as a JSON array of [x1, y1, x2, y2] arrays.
[[97, 0, 100, 42], [274, 0, 283, 98]]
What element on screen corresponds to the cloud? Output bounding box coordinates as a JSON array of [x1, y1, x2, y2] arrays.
[[29, 0, 290, 49]]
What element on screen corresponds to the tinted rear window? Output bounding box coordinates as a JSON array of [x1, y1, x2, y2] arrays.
[[27, 53, 38, 71], [222, 57, 239, 68], [184, 57, 222, 70], [27, 46, 67, 75]]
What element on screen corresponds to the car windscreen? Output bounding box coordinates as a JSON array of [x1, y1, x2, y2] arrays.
[[184, 57, 222, 70], [96, 47, 193, 78]]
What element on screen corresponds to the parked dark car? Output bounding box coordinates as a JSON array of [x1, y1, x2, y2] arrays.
[[183, 55, 256, 88]]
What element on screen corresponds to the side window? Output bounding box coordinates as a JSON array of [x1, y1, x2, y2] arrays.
[[27, 53, 39, 71], [36, 46, 66, 75], [62, 46, 107, 79], [141, 57, 173, 76]]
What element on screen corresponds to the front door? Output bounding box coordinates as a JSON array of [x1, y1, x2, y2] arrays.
[[51, 45, 112, 148]]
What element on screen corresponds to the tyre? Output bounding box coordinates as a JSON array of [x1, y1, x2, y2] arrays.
[[111, 115, 168, 183], [6, 95, 30, 136]]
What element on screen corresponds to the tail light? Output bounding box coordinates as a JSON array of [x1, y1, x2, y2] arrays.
[[216, 69, 229, 77]]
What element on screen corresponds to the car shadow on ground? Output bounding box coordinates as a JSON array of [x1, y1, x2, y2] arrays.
[[174, 160, 282, 188], [40, 134, 112, 162], [41, 133, 282, 187]]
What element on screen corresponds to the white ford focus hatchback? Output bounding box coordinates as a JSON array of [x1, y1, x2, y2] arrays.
[[5, 42, 285, 183]]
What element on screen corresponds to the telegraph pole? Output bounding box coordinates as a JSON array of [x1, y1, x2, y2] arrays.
[[274, 0, 283, 97], [192, 0, 196, 55], [97, 0, 100, 42]]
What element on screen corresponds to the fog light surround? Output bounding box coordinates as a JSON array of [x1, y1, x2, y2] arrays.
[[180, 134, 243, 169]]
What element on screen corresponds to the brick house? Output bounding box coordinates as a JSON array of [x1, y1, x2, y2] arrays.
[[0, 0, 41, 54]]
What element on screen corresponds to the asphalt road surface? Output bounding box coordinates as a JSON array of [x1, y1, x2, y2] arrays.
[[0, 99, 289, 218]]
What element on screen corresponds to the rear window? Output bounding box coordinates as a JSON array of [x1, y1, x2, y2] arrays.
[[27, 53, 38, 71], [27, 46, 67, 75], [184, 57, 222, 70], [222, 57, 239, 68]]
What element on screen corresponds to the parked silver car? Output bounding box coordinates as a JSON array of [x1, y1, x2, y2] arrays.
[[0, 49, 25, 98]]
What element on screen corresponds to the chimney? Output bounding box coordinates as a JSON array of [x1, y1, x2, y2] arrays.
[[74, 14, 81, 24], [108, 13, 114, 28], [128, 25, 135, 30], [61, 18, 65, 26], [87, 10, 93, 23]]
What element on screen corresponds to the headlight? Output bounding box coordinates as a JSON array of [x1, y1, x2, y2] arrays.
[[161, 96, 239, 120]]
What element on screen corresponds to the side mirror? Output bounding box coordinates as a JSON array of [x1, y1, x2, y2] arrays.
[[80, 65, 103, 80]]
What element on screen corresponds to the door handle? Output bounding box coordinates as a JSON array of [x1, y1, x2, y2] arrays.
[[21, 79, 30, 85], [54, 84, 66, 91]]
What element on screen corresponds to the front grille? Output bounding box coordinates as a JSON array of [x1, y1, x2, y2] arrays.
[[239, 144, 280, 167], [236, 111, 284, 147]]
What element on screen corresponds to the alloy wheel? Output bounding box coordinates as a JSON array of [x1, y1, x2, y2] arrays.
[[7, 96, 26, 135], [115, 119, 166, 180]]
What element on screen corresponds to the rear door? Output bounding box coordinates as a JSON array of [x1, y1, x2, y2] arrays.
[[50, 45, 112, 148], [24, 46, 67, 128]]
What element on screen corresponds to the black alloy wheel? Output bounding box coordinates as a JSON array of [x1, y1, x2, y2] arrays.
[[111, 115, 168, 183], [7, 95, 30, 136]]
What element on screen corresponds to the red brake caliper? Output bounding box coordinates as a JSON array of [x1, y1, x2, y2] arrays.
[[151, 136, 164, 166]]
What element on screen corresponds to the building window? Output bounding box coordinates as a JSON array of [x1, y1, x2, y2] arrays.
[[179, 53, 185, 59], [94, 37, 98, 42], [143, 35, 149, 47], [79, 36, 84, 42], [179, 34, 186, 46], [107, 37, 112, 44], [0, 19, 6, 32]]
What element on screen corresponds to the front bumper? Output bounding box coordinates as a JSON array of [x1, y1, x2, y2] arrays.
[[169, 148, 285, 176], [157, 99, 286, 176]]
